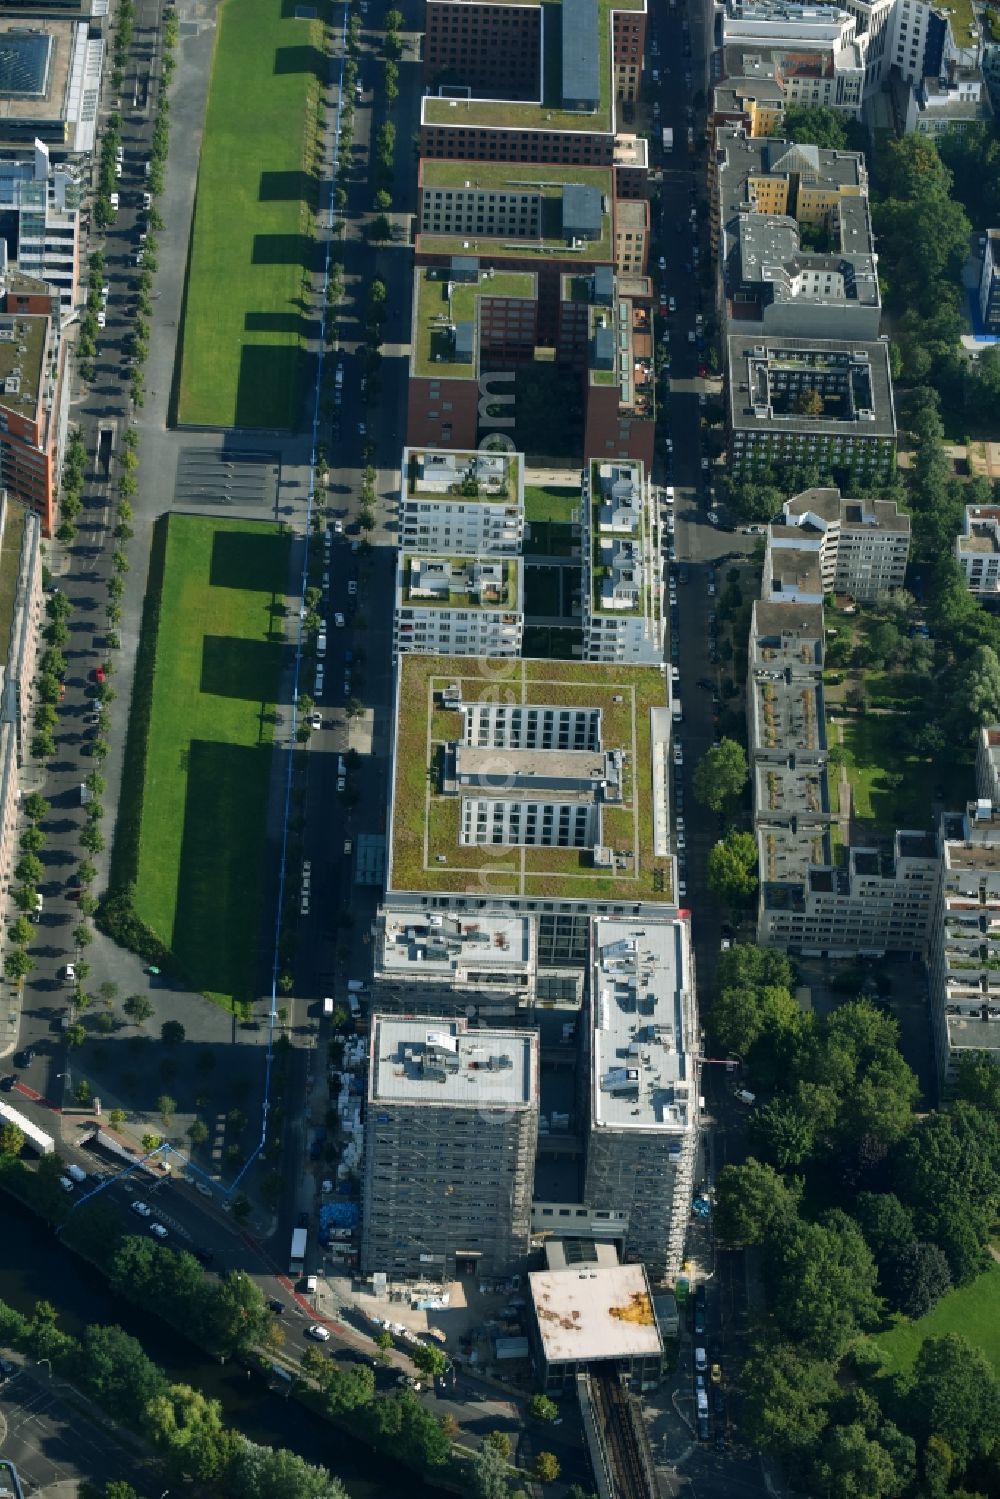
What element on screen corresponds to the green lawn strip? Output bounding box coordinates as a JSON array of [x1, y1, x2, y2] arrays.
[[132, 516, 289, 1006], [177, 0, 323, 428], [524, 564, 564, 617], [841, 714, 971, 832], [524, 485, 580, 524], [874, 1262, 1000, 1380]]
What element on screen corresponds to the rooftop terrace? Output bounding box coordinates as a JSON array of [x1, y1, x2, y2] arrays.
[[388, 655, 671, 902], [412, 266, 536, 379], [401, 555, 521, 610]]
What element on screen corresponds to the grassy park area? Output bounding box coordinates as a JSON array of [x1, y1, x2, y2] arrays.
[[876, 1262, 1000, 1379], [176, 0, 324, 428], [122, 516, 288, 1006]]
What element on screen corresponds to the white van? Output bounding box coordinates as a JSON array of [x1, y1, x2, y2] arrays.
[[316, 632, 327, 658], [323, 996, 335, 1017]]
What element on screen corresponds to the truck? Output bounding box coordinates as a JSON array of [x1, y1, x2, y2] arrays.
[[662, 127, 673, 153], [290, 1227, 307, 1276]]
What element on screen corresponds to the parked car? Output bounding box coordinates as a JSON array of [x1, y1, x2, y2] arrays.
[[131, 1200, 152, 1218]]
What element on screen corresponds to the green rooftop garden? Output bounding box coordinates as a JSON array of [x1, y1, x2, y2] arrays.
[[422, 0, 642, 135], [413, 269, 536, 378], [388, 655, 671, 901], [417, 163, 614, 262], [0, 500, 27, 672], [403, 556, 519, 609]]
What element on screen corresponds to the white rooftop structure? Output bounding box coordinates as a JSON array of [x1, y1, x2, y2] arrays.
[[377, 909, 534, 977], [590, 918, 696, 1132], [370, 1015, 535, 1107], [529, 1262, 662, 1365]]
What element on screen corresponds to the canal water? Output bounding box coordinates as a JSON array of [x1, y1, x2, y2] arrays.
[[0, 1195, 447, 1499]]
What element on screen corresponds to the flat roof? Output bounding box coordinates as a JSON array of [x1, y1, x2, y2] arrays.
[[590, 917, 696, 1133], [530, 1261, 662, 1363], [378, 908, 534, 974], [0, 306, 48, 415], [728, 334, 896, 440], [421, 0, 645, 136], [399, 554, 522, 610], [412, 266, 536, 379], [418, 161, 613, 263], [0, 496, 28, 674], [0, 20, 71, 122], [369, 1014, 537, 1107], [388, 655, 672, 902], [402, 447, 525, 505]]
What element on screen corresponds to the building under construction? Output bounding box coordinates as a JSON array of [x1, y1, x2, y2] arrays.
[[361, 1015, 540, 1280]]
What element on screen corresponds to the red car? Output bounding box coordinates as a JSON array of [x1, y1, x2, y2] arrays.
[[92, 666, 106, 685]]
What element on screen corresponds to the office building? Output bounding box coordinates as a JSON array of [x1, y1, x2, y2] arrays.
[[0, 272, 70, 533], [576, 267, 656, 468], [0, 493, 43, 950], [361, 1015, 539, 1279], [0, 18, 103, 153], [419, 0, 647, 168], [0, 141, 82, 310], [979, 229, 1000, 335], [774, 486, 910, 599], [715, 131, 880, 342], [976, 724, 1000, 805], [955, 507, 1000, 597], [528, 1258, 663, 1391], [711, 57, 786, 138], [398, 447, 524, 556], [583, 916, 698, 1279], [393, 552, 524, 660], [580, 458, 664, 665], [415, 161, 616, 273], [726, 334, 896, 482], [930, 800, 1000, 1094], [385, 655, 674, 966]]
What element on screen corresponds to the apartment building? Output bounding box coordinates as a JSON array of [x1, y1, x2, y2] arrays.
[[398, 447, 525, 555], [930, 800, 1000, 1094], [979, 230, 1000, 335], [418, 0, 647, 167], [614, 197, 649, 275], [901, 64, 993, 134], [749, 543, 937, 955], [726, 334, 896, 483], [773, 486, 910, 599], [583, 916, 698, 1279], [385, 655, 675, 966], [715, 131, 880, 341], [0, 142, 82, 311], [0, 273, 70, 534], [0, 19, 103, 152], [580, 457, 664, 665], [711, 58, 787, 138], [0, 493, 43, 951], [955, 506, 1000, 597], [720, 1, 870, 111], [361, 1015, 539, 1279], [392, 552, 524, 660]]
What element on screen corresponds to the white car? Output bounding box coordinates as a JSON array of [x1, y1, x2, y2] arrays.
[[149, 1222, 168, 1240], [670, 665, 680, 681], [308, 711, 323, 731], [59, 1176, 75, 1193], [101, 284, 110, 303], [143, 191, 152, 210], [97, 311, 106, 329], [673, 742, 684, 766], [662, 485, 675, 502], [131, 1200, 152, 1218], [347, 580, 358, 597], [307, 1324, 330, 1342], [109, 193, 119, 211], [60, 963, 76, 984], [658, 256, 666, 272]]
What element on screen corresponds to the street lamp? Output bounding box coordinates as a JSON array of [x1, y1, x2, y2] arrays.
[[36, 1358, 51, 1378]]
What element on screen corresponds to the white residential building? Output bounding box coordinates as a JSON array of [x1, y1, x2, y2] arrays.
[[956, 506, 1000, 597], [398, 446, 525, 555], [393, 552, 524, 659], [774, 487, 911, 600], [581, 459, 664, 665], [583, 916, 698, 1280], [930, 800, 1000, 1094], [0, 143, 82, 312]]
